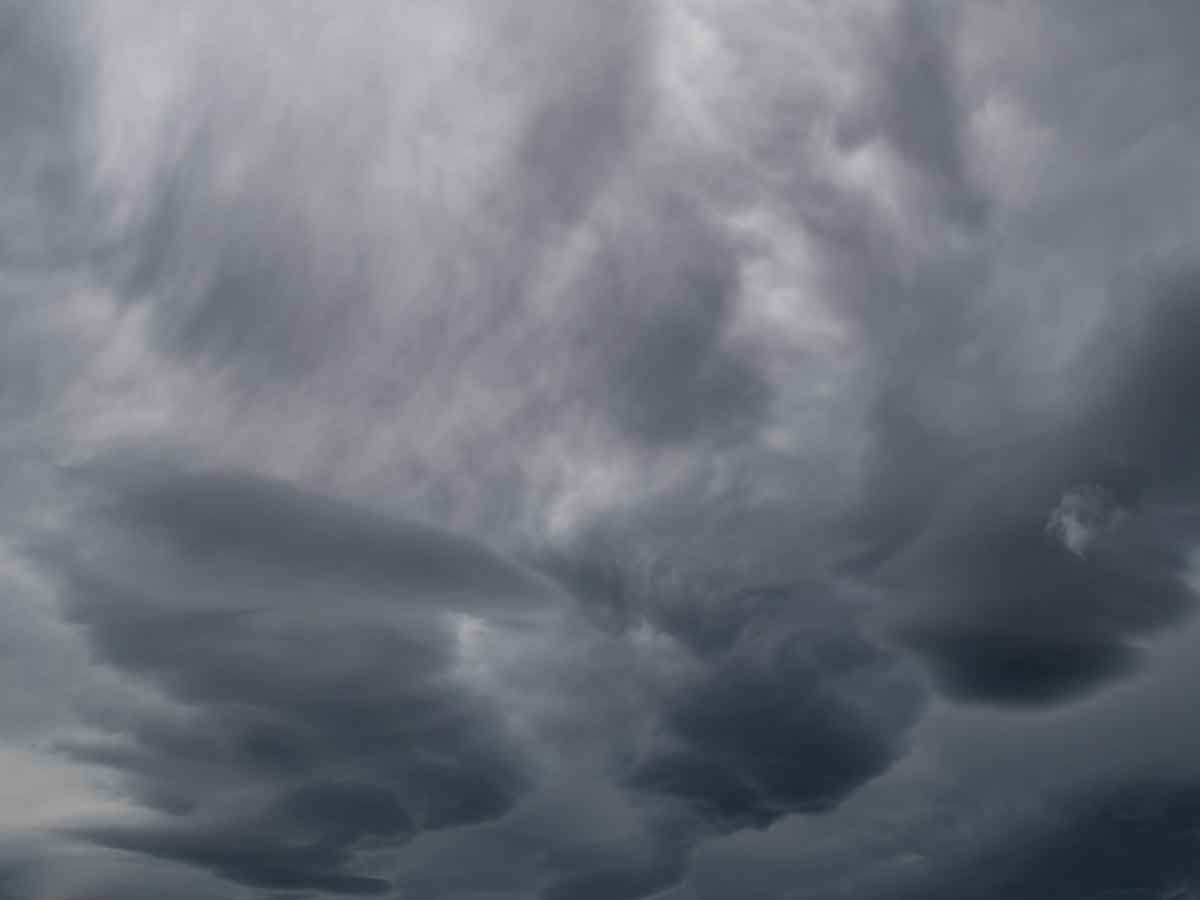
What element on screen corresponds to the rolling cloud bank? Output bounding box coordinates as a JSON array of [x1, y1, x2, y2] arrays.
[[3, 1, 1200, 898]]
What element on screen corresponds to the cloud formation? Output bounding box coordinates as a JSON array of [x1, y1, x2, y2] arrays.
[[628, 585, 923, 831], [40, 462, 551, 894], [3, 0, 1200, 898]]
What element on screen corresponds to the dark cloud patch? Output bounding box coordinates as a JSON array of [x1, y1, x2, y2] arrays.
[[538, 535, 927, 848], [73, 816, 396, 896], [837, 392, 964, 579], [881, 453, 1195, 705], [5, 1, 1200, 898], [0, 861, 30, 900], [571, 198, 771, 449], [1085, 265, 1200, 490], [823, 0, 1200, 712], [906, 630, 1141, 707], [630, 585, 924, 832], [456, 552, 928, 898], [903, 780, 1200, 900], [57, 582, 529, 891], [652, 585, 798, 661], [44, 462, 539, 895], [607, 263, 769, 447], [868, 266, 1200, 706], [535, 535, 637, 635], [90, 463, 560, 615], [0, 840, 243, 900], [541, 846, 687, 900], [72, 811, 400, 900]]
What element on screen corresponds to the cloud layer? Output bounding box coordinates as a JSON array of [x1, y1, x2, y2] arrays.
[[3, 0, 1200, 898]]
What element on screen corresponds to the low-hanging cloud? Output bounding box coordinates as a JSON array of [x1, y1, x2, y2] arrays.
[[40, 462, 549, 894], [3, 0, 1200, 898]]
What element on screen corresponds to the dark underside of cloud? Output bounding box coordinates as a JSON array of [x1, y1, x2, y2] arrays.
[[627, 586, 924, 832], [99, 465, 562, 611], [888, 484, 1195, 705], [861, 271, 1200, 706], [44, 464, 546, 895], [901, 780, 1200, 900], [38, 463, 928, 900], [5, 1, 1200, 899]]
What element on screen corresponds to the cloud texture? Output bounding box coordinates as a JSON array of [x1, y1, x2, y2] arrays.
[[3, 0, 1200, 897]]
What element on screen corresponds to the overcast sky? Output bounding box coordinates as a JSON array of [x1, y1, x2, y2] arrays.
[[3, 1, 1200, 898]]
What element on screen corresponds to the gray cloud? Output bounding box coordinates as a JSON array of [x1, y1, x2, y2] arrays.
[[91, 463, 563, 614], [830, 3, 1200, 705], [866, 267, 1200, 705], [572, 199, 771, 448], [0, 1, 91, 270], [837, 1, 987, 227], [38, 457, 924, 898], [893, 780, 1200, 900], [541, 852, 687, 900], [4, 0, 1200, 898], [104, 1, 654, 393], [40, 462, 542, 895], [628, 585, 924, 830]]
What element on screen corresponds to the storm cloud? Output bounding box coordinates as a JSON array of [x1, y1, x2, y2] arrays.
[[38, 463, 545, 894], [3, 0, 1200, 898], [628, 584, 924, 831]]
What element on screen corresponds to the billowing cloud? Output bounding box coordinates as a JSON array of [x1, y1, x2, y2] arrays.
[[36, 463, 547, 894], [628, 585, 924, 831], [3, 0, 1200, 898]]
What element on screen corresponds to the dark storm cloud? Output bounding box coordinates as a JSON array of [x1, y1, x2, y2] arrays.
[[628, 584, 924, 833], [4, 0, 1200, 898], [540, 847, 687, 900], [362, 547, 927, 900], [889, 494, 1190, 706], [93, 463, 563, 613], [42, 461, 542, 895], [0, 863, 28, 900], [829, 2, 1200, 707], [1085, 266, 1200, 489], [0, 838, 245, 900], [72, 809, 398, 895], [869, 268, 1200, 706], [884, 468, 1193, 705], [905, 631, 1140, 707], [57, 605, 529, 891], [896, 780, 1200, 900]]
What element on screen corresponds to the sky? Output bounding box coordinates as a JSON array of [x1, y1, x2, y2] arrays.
[[3, 1, 1200, 898]]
